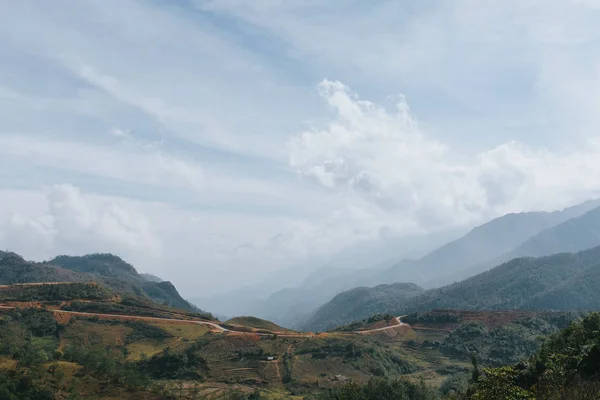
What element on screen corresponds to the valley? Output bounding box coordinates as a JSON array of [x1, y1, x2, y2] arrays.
[[0, 280, 585, 399]]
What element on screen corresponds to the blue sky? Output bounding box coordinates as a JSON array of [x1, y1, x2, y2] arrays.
[[1, 0, 600, 296]]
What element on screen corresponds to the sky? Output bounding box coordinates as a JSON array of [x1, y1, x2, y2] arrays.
[[1, 0, 600, 297]]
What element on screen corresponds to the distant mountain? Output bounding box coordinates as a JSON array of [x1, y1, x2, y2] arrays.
[[302, 282, 424, 331], [192, 226, 465, 326], [382, 198, 600, 286], [505, 204, 600, 258], [303, 246, 600, 331], [451, 203, 600, 283], [0, 251, 201, 313]]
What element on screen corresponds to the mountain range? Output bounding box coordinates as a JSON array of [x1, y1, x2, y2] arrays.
[[303, 244, 600, 332], [209, 199, 600, 328]]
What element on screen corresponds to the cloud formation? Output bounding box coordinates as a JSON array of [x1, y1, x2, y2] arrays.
[[1, 185, 161, 262], [1, 0, 600, 298], [290, 81, 600, 232]]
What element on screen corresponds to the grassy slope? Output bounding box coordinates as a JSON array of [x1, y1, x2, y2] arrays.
[[225, 316, 291, 332]]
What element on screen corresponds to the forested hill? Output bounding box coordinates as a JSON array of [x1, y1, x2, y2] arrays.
[[303, 246, 600, 331], [0, 251, 200, 313], [302, 282, 424, 332]]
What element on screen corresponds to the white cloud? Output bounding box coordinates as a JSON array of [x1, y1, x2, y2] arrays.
[[289, 81, 600, 231], [0, 185, 161, 262], [0, 134, 204, 191]]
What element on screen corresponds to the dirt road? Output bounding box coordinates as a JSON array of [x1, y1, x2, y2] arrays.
[[353, 316, 410, 334]]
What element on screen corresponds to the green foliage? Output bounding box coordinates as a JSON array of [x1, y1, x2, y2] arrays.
[[0, 283, 112, 302], [470, 367, 534, 400], [63, 341, 151, 388], [124, 321, 173, 344], [282, 350, 293, 384], [140, 340, 210, 380], [319, 378, 439, 400], [439, 373, 469, 397], [459, 313, 600, 399], [403, 311, 462, 325], [440, 315, 581, 367], [0, 309, 60, 366], [0, 371, 55, 400], [333, 314, 397, 332]]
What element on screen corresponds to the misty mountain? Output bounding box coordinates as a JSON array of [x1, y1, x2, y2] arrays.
[[505, 204, 600, 258], [303, 246, 600, 331], [447, 203, 600, 284], [382, 198, 600, 286], [197, 199, 600, 328], [192, 226, 464, 324]]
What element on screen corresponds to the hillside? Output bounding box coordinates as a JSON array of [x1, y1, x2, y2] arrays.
[[0, 254, 88, 284], [303, 246, 600, 331], [224, 316, 293, 333], [1, 280, 583, 399], [49, 254, 202, 312], [304, 283, 424, 332], [0, 251, 201, 313]]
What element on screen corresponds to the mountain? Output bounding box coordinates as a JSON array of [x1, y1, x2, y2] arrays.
[[272, 199, 600, 329], [451, 203, 600, 283], [0, 253, 87, 284], [303, 246, 600, 331], [0, 251, 200, 312], [505, 204, 600, 258], [48, 254, 199, 312], [303, 282, 424, 331], [192, 226, 466, 326], [382, 198, 600, 286]]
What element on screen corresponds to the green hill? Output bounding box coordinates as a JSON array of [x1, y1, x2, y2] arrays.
[[224, 316, 290, 332], [303, 283, 424, 332], [0, 251, 203, 314], [304, 246, 600, 331], [48, 254, 200, 312], [0, 254, 87, 284]]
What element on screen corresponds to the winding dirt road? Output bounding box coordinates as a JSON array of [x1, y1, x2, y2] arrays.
[[353, 316, 410, 334], [0, 305, 314, 337]]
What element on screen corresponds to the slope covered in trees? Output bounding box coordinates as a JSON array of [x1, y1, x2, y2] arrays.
[[303, 246, 600, 331], [304, 283, 424, 332], [0, 251, 201, 313]]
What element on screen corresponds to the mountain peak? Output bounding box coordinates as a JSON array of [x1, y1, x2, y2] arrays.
[[49, 253, 139, 278]]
